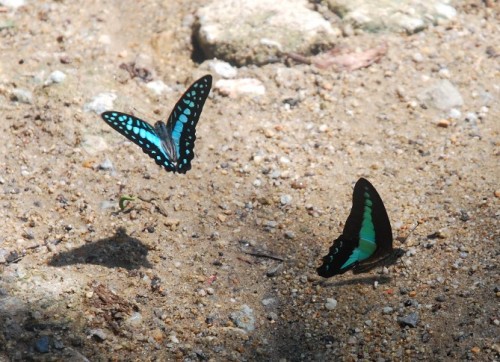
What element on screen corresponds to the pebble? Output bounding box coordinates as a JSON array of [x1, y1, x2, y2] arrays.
[[229, 305, 255, 332], [325, 298, 337, 310], [126, 312, 143, 327], [0, 0, 26, 8], [267, 312, 278, 321], [471, 346, 480, 354], [84, 93, 117, 114], [35, 336, 50, 353], [435, 295, 446, 302], [0, 249, 8, 264], [280, 194, 292, 206], [418, 80, 463, 111], [214, 78, 266, 98], [398, 312, 419, 328], [437, 119, 450, 128], [253, 179, 262, 187], [150, 328, 164, 343], [284, 230, 295, 239], [266, 263, 283, 277], [11, 88, 33, 104], [412, 52, 424, 63], [146, 80, 171, 95], [207, 59, 238, 78], [89, 328, 107, 341], [448, 108, 461, 119], [45, 70, 66, 85], [98, 158, 114, 170], [262, 298, 276, 306], [382, 307, 394, 315]]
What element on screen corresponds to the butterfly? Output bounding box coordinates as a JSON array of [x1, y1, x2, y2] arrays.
[[101, 74, 212, 174], [317, 178, 401, 278]]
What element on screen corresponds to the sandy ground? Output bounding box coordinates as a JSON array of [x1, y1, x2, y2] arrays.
[[0, 1, 499, 361]]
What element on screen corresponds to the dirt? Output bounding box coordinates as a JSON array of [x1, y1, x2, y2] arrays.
[[0, 1, 499, 361]]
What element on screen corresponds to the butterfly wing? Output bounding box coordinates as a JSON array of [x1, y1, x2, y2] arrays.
[[353, 178, 393, 273], [101, 111, 176, 172], [316, 178, 393, 277], [165, 75, 212, 174]]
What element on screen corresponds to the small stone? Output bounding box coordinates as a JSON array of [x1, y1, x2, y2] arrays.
[[347, 336, 357, 345], [280, 194, 292, 206], [448, 108, 461, 119], [471, 346, 480, 354], [126, 312, 142, 327], [207, 59, 238, 78], [325, 298, 337, 310], [215, 78, 265, 98], [262, 298, 276, 306], [11, 88, 33, 104], [266, 263, 283, 277], [494, 190, 500, 198], [437, 119, 450, 128], [382, 307, 394, 315], [35, 336, 50, 353], [284, 230, 295, 239], [398, 312, 419, 328], [412, 52, 424, 63], [46, 70, 66, 85], [89, 329, 107, 341], [267, 312, 278, 321], [84, 93, 117, 114], [146, 80, 171, 95], [270, 170, 281, 179], [435, 295, 446, 302], [230, 305, 255, 332], [98, 158, 114, 170], [253, 179, 262, 187], [164, 218, 180, 227], [151, 328, 164, 343]]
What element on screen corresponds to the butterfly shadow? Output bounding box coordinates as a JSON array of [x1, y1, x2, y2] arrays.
[[48, 227, 152, 270]]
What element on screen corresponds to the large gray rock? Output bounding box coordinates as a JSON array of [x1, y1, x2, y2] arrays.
[[326, 0, 457, 34], [195, 0, 339, 66]]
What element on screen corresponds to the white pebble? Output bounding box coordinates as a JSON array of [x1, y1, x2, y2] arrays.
[[48, 70, 66, 84], [253, 179, 262, 187], [325, 298, 337, 310], [280, 194, 292, 205]]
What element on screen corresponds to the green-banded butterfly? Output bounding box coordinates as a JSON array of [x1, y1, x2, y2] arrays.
[[317, 178, 399, 277]]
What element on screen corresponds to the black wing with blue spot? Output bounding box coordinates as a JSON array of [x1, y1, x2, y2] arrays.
[[101, 111, 177, 172], [100, 75, 212, 173], [166, 74, 212, 173]]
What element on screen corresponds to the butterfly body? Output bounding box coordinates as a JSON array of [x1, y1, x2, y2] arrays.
[[101, 75, 212, 174], [317, 178, 394, 278]]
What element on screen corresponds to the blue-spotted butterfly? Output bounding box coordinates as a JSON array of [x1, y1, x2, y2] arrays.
[[101, 75, 212, 174], [317, 178, 402, 277]]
